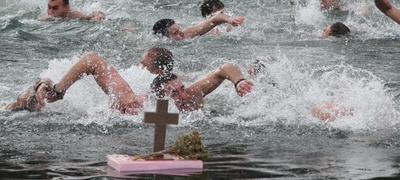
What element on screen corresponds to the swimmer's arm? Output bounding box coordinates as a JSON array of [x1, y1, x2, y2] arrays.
[[375, 0, 400, 24], [191, 63, 253, 97], [5, 90, 30, 111], [67, 11, 105, 21], [89, 11, 106, 21], [312, 102, 354, 121], [5, 101, 18, 110], [182, 14, 244, 38], [38, 14, 55, 21], [116, 93, 148, 115]]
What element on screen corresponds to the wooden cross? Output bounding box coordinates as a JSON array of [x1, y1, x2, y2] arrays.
[[143, 99, 179, 152]]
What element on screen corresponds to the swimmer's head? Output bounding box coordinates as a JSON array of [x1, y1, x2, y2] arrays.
[[153, 19, 185, 40], [200, 0, 225, 17], [151, 73, 178, 98], [139, 47, 174, 74], [47, 0, 70, 18], [322, 22, 350, 38], [153, 19, 175, 37], [320, 0, 340, 10]]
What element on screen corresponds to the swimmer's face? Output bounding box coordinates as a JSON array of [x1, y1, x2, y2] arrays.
[[322, 25, 332, 38], [139, 51, 162, 74], [167, 23, 185, 40], [320, 0, 340, 10], [47, 0, 70, 18]]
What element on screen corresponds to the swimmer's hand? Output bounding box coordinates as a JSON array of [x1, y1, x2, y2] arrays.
[[117, 93, 148, 115], [46, 84, 65, 103], [38, 15, 56, 21], [229, 16, 244, 27], [90, 11, 105, 22], [35, 79, 53, 111], [214, 14, 244, 27], [235, 79, 254, 97], [5, 78, 53, 112]]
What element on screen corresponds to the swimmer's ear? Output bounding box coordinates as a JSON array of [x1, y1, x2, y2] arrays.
[[155, 69, 163, 74], [65, 4, 70, 12]]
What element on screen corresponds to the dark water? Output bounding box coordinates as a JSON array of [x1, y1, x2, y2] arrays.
[[1, 0, 400, 179]]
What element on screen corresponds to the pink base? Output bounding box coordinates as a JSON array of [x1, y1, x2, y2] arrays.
[[107, 154, 203, 172]]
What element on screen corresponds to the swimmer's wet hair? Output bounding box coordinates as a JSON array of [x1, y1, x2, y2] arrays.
[[330, 22, 350, 37], [251, 59, 266, 75], [151, 73, 178, 98], [51, 0, 69, 5], [153, 19, 175, 37], [148, 47, 174, 72], [200, 0, 225, 17]]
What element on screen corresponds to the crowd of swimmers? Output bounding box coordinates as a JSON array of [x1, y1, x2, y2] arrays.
[[4, 0, 400, 122]]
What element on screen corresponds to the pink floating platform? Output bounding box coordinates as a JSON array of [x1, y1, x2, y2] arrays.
[[107, 154, 203, 172]]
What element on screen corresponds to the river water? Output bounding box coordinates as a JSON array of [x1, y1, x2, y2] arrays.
[[1, 0, 400, 179]]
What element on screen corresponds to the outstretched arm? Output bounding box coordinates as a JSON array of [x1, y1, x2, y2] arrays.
[[312, 102, 354, 121], [375, 0, 400, 24], [182, 13, 244, 38], [47, 53, 143, 114], [39, 11, 105, 21], [190, 63, 254, 97]]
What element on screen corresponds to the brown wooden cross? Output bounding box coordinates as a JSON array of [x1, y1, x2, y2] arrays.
[[143, 99, 179, 152]]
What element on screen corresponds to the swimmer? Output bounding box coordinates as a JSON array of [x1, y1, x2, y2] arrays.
[[39, 0, 105, 21], [322, 22, 351, 38], [200, 0, 225, 18], [320, 0, 372, 16], [312, 102, 354, 121], [151, 64, 254, 112], [7, 48, 252, 114], [320, 0, 341, 11], [248, 59, 267, 77], [45, 47, 174, 114], [247, 58, 278, 87], [152, 13, 244, 40], [200, 0, 232, 34], [6, 47, 172, 114]]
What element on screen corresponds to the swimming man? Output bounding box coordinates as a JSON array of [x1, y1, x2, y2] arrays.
[[39, 0, 105, 21]]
